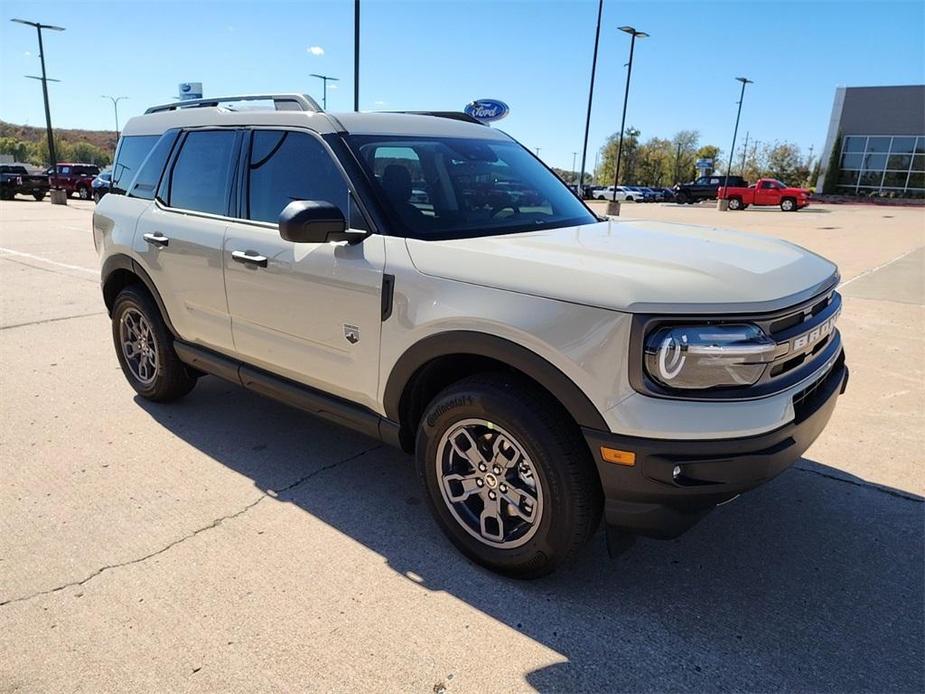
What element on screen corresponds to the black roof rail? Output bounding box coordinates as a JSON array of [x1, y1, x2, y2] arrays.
[[384, 111, 486, 125], [145, 93, 321, 115]]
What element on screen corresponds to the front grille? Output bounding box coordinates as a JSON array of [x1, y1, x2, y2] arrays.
[[759, 289, 841, 383]]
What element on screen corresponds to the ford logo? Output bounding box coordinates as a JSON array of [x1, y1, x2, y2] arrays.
[[464, 99, 510, 123]]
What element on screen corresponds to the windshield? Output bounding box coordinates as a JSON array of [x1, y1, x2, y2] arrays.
[[347, 135, 596, 240]]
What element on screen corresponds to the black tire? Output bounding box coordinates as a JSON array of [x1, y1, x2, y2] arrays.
[[78, 187, 90, 200], [32, 192, 45, 201], [780, 197, 796, 212], [727, 197, 743, 210], [416, 373, 603, 578], [93, 191, 102, 203], [675, 191, 690, 204], [111, 285, 197, 402]]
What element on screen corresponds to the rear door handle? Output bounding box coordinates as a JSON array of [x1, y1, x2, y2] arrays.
[[231, 250, 268, 268], [143, 232, 169, 247]]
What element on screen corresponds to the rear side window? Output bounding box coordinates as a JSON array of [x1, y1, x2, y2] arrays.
[[128, 131, 179, 201], [167, 130, 237, 215], [246, 130, 348, 223], [111, 135, 158, 194]]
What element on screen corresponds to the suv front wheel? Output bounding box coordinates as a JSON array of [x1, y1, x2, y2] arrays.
[[111, 285, 197, 402], [416, 373, 603, 578]]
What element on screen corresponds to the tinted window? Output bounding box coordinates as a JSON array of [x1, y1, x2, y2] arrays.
[[111, 135, 158, 194], [128, 131, 179, 201], [168, 130, 237, 215], [347, 135, 596, 240], [247, 130, 348, 223]]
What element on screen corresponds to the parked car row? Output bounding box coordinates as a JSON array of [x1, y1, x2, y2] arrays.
[[585, 185, 677, 202], [0, 162, 108, 201]]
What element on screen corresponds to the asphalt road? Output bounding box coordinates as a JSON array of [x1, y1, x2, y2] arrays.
[[1, 198, 922, 692]]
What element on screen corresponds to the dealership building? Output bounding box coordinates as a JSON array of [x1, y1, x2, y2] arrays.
[[816, 84, 925, 196]]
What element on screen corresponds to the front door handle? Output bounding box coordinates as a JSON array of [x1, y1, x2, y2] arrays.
[[143, 232, 169, 247], [231, 250, 268, 268]]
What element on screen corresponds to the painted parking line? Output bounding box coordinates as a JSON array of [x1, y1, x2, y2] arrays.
[[0, 246, 97, 275]]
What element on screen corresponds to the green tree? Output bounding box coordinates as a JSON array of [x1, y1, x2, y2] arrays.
[[596, 126, 641, 185], [671, 129, 700, 184]]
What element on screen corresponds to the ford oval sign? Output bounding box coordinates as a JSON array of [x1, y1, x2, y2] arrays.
[[464, 99, 510, 123]]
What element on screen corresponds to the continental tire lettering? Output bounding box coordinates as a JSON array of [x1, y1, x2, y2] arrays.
[[427, 396, 473, 427]]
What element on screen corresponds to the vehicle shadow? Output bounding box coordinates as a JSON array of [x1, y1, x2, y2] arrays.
[[136, 378, 924, 692]]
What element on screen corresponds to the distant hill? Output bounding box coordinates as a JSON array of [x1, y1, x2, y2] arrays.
[[0, 120, 115, 166], [0, 120, 116, 150]]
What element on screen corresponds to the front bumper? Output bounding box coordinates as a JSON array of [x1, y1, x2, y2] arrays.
[[583, 350, 847, 539]]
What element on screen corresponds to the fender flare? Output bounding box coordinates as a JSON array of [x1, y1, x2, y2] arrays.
[[383, 331, 608, 431], [101, 254, 178, 336]]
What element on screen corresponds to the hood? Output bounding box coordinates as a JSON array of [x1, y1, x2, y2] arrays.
[[405, 220, 838, 314]]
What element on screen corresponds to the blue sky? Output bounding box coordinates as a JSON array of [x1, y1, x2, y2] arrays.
[[1, 0, 923, 172]]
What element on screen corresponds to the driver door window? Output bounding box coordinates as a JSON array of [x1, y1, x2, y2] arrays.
[[247, 130, 349, 223]]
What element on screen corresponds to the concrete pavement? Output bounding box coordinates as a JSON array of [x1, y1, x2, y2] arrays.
[[1, 198, 922, 692]]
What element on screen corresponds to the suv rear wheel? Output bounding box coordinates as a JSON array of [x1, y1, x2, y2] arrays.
[[111, 285, 197, 402], [78, 187, 90, 200], [416, 373, 603, 578]]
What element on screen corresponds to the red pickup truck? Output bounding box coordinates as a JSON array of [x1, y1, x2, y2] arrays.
[[47, 163, 101, 199], [719, 178, 810, 212]]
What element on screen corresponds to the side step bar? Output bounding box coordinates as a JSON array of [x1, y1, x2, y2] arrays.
[[174, 341, 402, 448]]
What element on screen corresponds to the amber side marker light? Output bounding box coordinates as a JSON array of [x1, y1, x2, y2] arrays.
[[600, 447, 636, 466]]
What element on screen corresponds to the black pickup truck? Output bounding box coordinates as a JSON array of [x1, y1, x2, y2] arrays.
[[0, 164, 50, 201], [674, 174, 747, 204]]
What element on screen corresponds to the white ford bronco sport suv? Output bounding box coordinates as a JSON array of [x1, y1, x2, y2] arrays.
[[94, 94, 848, 578]]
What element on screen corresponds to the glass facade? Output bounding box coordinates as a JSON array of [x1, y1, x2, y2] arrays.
[[837, 135, 925, 196]]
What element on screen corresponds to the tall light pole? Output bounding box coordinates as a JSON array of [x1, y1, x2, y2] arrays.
[[571, 151, 578, 184], [720, 77, 753, 206], [12, 18, 65, 178], [578, 0, 603, 201], [101, 95, 127, 137], [535, 146, 542, 157], [611, 25, 648, 201], [310, 74, 339, 110], [354, 0, 360, 111]]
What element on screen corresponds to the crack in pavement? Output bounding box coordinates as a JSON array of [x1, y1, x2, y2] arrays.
[[1, 312, 107, 331], [0, 444, 382, 607], [793, 464, 922, 502]]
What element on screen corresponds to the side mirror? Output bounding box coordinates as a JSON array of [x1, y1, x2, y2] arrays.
[[278, 200, 365, 244]]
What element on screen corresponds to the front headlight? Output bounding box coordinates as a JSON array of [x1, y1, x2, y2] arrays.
[[644, 323, 777, 390]]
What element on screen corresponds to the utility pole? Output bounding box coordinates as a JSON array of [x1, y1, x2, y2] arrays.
[[675, 140, 682, 183], [807, 144, 815, 167], [571, 151, 578, 184], [12, 18, 65, 179], [354, 0, 360, 111], [535, 147, 542, 157], [719, 77, 753, 208], [101, 95, 127, 137], [611, 26, 648, 202], [310, 74, 339, 110], [578, 0, 603, 202], [740, 130, 749, 173]]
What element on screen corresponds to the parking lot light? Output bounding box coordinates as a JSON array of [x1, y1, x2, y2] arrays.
[[719, 77, 754, 209], [611, 26, 648, 207], [101, 95, 128, 137], [11, 18, 65, 181]]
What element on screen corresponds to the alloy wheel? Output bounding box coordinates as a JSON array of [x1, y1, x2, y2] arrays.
[[436, 418, 544, 549], [119, 308, 159, 385]]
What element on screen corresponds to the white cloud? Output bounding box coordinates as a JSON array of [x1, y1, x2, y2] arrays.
[[23, 51, 31, 57], [374, 100, 387, 106], [328, 84, 338, 90], [307, 46, 325, 56]]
